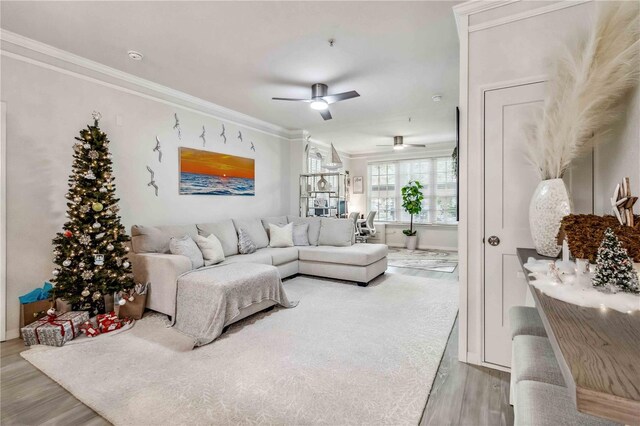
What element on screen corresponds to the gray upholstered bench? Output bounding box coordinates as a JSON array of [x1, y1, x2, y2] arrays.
[[515, 381, 620, 426], [508, 305, 551, 405], [509, 306, 547, 339], [510, 335, 565, 405]]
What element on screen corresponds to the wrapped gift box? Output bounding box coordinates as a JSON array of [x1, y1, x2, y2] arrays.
[[97, 311, 125, 333], [21, 311, 89, 346]]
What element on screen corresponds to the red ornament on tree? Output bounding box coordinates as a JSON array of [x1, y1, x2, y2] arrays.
[[63, 230, 72, 238]]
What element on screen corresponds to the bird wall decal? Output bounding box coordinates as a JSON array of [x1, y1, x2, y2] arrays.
[[173, 113, 182, 140], [250, 142, 256, 151], [146, 166, 158, 196], [153, 136, 162, 163], [200, 125, 206, 147], [238, 131, 243, 142], [220, 124, 227, 144]]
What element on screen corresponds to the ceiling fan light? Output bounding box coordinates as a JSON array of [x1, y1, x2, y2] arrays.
[[393, 145, 405, 150], [310, 100, 329, 111]]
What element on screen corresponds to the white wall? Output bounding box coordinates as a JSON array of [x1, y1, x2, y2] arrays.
[[458, 0, 640, 366], [594, 85, 640, 214], [1, 56, 292, 338]]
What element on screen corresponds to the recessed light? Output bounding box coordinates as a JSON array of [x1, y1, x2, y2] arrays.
[[432, 94, 443, 102], [128, 50, 144, 61]]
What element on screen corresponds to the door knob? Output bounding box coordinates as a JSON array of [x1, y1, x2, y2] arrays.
[[488, 236, 500, 246]]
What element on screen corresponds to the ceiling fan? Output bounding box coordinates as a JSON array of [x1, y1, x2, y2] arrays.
[[377, 136, 427, 151], [272, 83, 360, 121]]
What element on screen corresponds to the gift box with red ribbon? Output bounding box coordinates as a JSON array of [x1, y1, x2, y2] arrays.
[[21, 311, 89, 346], [80, 321, 100, 338], [97, 311, 127, 333]]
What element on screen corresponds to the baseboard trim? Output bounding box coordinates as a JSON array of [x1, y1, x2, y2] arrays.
[[386, 243, 458, 252], [3, 328, 20, 341]]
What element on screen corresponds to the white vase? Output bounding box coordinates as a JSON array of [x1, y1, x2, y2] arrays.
[[529, 178, 572, 257], [406, 235, 418, 250]]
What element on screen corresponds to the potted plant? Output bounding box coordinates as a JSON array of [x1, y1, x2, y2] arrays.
[[401, 180, 423, 250]]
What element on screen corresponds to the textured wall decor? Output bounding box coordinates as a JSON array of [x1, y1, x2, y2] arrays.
[[219, 124, 226, 144], [237, 131, 243, 142], [153, 136, 162, 163], [200, 126, 206, 147], [173, 113, 182, 140], [179, 147, 254, 196], [146, 166, 158, 196], [250, 142, 256, 152]]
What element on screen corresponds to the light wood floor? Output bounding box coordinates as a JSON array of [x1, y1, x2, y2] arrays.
[[1, 263, 513, 425]]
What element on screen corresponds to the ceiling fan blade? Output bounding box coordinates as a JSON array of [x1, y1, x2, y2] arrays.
[[323, 91, 360, 104], [320, 109, 332, 121], [376, 144, 393, 147], [406, 144, 427, 148], [272, 97, 312, 102]]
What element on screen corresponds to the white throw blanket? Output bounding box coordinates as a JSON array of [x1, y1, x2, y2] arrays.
[[174, 263, 296, 346]]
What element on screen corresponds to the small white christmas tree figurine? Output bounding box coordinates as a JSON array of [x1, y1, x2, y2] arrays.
[[592, 228, 639, 293]]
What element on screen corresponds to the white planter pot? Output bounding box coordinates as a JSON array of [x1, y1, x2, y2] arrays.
[[406, 235, 418, 250], [529, 178, 572, 257]]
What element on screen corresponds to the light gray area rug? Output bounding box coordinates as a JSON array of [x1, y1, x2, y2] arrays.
[[22, 273, 458, 425], [387, 248, 459, 273]]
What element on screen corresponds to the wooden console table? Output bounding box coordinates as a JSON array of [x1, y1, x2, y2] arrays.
[[516, 248, 640, 425]]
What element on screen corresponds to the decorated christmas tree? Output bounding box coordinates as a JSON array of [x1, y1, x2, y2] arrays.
[[592, 227, 639, 293], [51, 112, 134, 314]]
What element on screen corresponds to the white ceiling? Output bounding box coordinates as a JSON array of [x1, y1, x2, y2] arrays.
[[0, 1, 460, 154]]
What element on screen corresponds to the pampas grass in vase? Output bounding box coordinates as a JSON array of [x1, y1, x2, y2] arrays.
[[527, 1, 639, 256]]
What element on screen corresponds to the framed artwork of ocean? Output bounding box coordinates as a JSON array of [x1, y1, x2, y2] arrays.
[[179, 147, 255, 196]]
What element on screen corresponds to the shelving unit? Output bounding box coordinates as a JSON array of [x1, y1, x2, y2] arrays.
[[299, 173, 348, 218]]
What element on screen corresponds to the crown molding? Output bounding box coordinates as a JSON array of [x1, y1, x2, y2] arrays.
[[453, 0, 590, 36], [0, 29, 299, 140]]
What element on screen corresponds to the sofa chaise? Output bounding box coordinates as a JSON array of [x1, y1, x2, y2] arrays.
[[129, 215, 388, 321]]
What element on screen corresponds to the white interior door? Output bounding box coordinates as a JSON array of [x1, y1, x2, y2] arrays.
[[483, 82, 594, 368], [483, 83, 545, 368]]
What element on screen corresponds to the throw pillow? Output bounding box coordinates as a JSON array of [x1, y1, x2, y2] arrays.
[[269, 223, 294, 248], [318, 218, 354, 247], [194, 234, 225, 266], [169, 235, 204, 269], [292, 223, 310, 246], [238, 228, 257, 254]]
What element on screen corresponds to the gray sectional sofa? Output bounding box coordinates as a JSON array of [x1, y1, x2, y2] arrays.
[[129, 215, 388, 319]]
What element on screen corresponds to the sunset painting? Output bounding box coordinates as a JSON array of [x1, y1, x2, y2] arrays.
[[179, 147, 255, 196]]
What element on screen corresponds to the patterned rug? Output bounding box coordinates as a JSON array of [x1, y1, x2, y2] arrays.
[[387, 248, 458, 273]]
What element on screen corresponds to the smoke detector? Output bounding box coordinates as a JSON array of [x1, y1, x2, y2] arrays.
[[432, 94, 443, 102], [128, 50, 144, 61]]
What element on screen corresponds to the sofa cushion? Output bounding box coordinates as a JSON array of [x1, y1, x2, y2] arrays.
[[220, 250, 272, 266], [261, 216, 288, 236], [318, 218, 354, 247], [293, 223, 310, 246], [298, 243, 388, 266], [287, 216, 321, 246], [169, 235, 204, 269], [233, 218, 269, 249], [259, 247, 299, 266], [194, 234, 225, 266], [131, 224, 198, 254], [197, 220, 238, 257]]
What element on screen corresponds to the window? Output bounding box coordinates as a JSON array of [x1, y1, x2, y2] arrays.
[[368, 157, 457, 224], [308, 155, 323, 174]]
